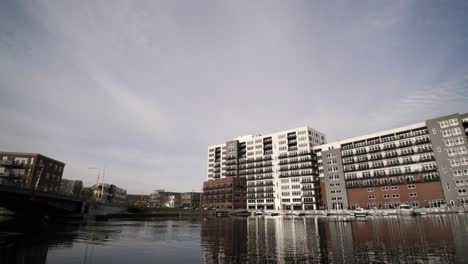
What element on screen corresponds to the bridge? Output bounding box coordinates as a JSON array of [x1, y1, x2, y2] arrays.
[[0, 184, 86, 217]]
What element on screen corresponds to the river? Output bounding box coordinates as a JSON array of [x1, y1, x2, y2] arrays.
[[1, 214, 467, 263]]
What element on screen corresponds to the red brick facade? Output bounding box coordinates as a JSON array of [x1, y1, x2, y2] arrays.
[[346, 181, 445, 209], [203, 177, 247, 209], [319, 180, 327, 209]]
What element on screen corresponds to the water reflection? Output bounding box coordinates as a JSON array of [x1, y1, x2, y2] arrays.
[[201, 215, 468, 263], [1, 215, 468, 263]]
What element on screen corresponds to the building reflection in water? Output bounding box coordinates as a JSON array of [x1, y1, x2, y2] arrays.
[[201, 215, 468, 263], [201, 217, 248, 263], [0, 216, 121, 264]]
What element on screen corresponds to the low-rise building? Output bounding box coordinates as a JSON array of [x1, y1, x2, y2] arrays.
[[149, 189, 182, 208], [92, 183, 127, 203], [126, 194, 151, 207], [59, 179, 83, 197], [0, 152, 65, 193], [203, 177, 247, 209], [181, 192, 202, 208]]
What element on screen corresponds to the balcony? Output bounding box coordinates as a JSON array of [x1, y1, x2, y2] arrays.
[[419, 156, 435, 162], [384, 152, 398, 158], [383, 144, 397, 150], [0, 160, 14, 166], [415, 138, 430, 145]]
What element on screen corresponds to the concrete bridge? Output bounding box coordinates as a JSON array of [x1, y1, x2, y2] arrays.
[[0, 184, 86, 217]]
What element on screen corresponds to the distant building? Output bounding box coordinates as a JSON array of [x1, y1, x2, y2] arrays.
[[59, 179, 83, 196], [92, 183, 127, 203], [0, 152, 65, 193], [181, 192, 202, 208], [127, 194, 150, 207], [149, 189, 182, 208], [203, 177, 247, 209]]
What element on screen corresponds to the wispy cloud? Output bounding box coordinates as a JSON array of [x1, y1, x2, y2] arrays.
[[0, 0, 467, 193]]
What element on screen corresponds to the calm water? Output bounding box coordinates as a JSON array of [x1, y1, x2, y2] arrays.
[[1, 214, 468, 263]]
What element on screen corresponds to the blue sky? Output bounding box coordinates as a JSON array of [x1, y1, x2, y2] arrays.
[[1, 0, 467, 193]]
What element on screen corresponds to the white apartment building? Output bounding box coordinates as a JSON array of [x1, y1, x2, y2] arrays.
[[207, 127, 326, 211]]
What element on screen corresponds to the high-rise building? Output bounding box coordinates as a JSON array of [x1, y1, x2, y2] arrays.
[[205, 127, 327, 211], [315, 113, 468, 209]]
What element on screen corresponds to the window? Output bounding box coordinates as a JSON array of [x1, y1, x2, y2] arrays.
[[439, 120, 449, 128], [455, 180, 465, 186], [409, 193, 417, 197], [445, 138, 455, 147], [367, 188, 374, 192], [449, 118, 459, 126], [282, 192, 290, 196], [442, 129, 452, 138], [447, 148, 458, 156], [455, 137, 464, 145], [452, 127, 462, 135], [281, 179, 289, 183], [384, 194, 391, 199], [464, 169, 468, 176], [460, 157, 468, 166], [281, 185, 290, 190], [392, 194, 400, 198], [368, 195, 375, 199], [382, 187, 389, 191], [391, 186, 398, 190], [454, 170, 463, 177], [450, 159, 460, 167], [408, 184, 416, 189], [458, 189, 467, 195], [457, 146, 467, 155]]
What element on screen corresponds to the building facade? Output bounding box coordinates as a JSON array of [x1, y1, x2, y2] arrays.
[[203, 177, 247, 209], [315, 112, 468, 209], [92, 183, 127, 203], [59, 179, 83, 196], [206, 127, 326, 210], [0, 152, 65, 192], [149, 190, 182, 208], [181, 192, 202, 208], [126, 194, 151, 207]]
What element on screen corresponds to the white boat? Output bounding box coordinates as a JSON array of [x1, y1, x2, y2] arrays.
[[251, 211, 265, 216], [353, 207, 367, 217], [398, 204, 415, 215]]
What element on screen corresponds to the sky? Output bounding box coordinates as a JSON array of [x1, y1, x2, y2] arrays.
[[1, 0, 467, 194]]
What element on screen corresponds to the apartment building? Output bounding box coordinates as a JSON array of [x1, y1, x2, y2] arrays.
[[59, 179, 83, 197], [314, 113, 468, 209], [92, 183, 127, 203], [181, 192, 202, 208], [205, 127, 326, 211], [0, 152, 65, 192], [203, 177, 246, 209]]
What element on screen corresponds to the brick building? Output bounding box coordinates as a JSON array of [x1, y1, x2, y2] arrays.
[[0, 152, 65, 192], [203, 177, 247, 209], [315, 112, 468, 209]]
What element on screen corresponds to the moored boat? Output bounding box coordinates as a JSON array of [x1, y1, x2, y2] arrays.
[[353, 207, 367, 217]]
